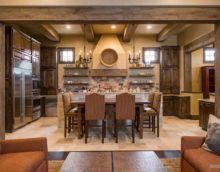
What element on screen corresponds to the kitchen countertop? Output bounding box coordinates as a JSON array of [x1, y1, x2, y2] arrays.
[[198, 99, 215, 103], [163, 94, 190, 97]]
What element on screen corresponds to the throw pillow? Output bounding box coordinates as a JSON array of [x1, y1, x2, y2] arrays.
[[202, 114, 220, 152], [204, 123, 220, 155]]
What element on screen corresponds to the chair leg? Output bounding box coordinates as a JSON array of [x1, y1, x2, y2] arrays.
[[85, 121, 88, 144], [157, 115, 160, 137], [153, 116, 155, 133], [102, 120, 104, 143], [114, 116, 116, 137], [64, 116, 67, 138], [68, 117, 71, 133], [132, 120, 135, 143], [115, 120, 118, 143], [104, 120, 106, 138]]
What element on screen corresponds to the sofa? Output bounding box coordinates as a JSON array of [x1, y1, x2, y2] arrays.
[[0, 137, 48, 172], [181, 136, 220, 172]]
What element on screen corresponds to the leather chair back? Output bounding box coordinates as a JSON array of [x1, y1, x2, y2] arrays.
[[152, 92, 162, 114], [85, 93, 105, 120], [148, 91, 155, 107], [62, 92, 72, 114], [116, 93, 135, 120]]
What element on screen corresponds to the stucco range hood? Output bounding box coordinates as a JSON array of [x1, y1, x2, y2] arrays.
[[92, 34, 127, 69]]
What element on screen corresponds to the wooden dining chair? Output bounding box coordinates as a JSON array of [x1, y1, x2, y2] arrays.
[[85, 93, 106, 144], [115, 93, 135, 143], [62, 92, 78, 137], [143, 92, 161, 137]]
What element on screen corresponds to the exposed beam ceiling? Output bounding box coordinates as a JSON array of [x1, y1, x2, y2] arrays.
[[184, 31, 214, 53], [81, 24, 95, 42], [40, 24, 60, 42], [11, 22, 60, 44], [123, 24, 137, 42], [157, 24, 191, 42]]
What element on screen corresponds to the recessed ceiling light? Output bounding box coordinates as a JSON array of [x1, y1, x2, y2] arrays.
[[111, 25, 116, 29], [66, 25, 71, 30], [147, 25, 152, 29]]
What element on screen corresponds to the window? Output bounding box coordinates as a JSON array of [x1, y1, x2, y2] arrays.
[[142, 47, 160, 64], [58, 47, 75, 64], [203, 47, 215, 63]]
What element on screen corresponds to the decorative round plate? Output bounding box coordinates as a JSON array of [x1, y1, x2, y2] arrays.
[[100, 48, 118, 67]]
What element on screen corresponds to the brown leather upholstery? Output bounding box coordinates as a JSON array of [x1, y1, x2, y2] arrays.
[[116, 93, 135, 120], [148, 91, 155, 107], [85, 93, 105, 120], [62, 92, 78, 137], [143, 92, 161, 137], [0, 137, 48, 172], [181, 136, 220, 172], [85, 93, 106, 143], [115, 93, 135, 143], [151, 92, 161, 113], [62, 92, 72, 114]]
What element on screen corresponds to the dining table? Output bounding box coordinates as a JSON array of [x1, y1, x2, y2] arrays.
[[71, 92, 150, 139]]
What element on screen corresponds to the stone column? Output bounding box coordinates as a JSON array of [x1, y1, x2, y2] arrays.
[[0, 23, 5, 139]]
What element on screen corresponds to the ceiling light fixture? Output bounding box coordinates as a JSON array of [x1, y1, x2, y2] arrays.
[[111, 25, 116, 29], [147, 25, 152, 29], [66, 25, 71, 30]]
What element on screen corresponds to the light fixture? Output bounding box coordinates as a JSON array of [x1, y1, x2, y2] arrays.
[[146, 25, 152, 29], [111, 25, 116, 29], [78, 24, 92, 67], [128, 24, 141, 66], [66, 25, 71, 30]]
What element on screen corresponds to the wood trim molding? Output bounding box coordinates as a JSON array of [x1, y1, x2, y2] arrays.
[[0, 7, 220, 22], [184, 52, 192, 92], [215, 23, 220, 118], [0, 23, 5, 139]]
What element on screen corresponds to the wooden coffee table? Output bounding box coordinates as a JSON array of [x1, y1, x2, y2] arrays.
[[60, 151, 166, 172], [60, 152, 112, 172], [113, 151, 167, 172]]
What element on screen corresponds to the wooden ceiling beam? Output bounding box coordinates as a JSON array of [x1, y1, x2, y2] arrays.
[[40, 24, 60, 42], [0, 7, 220, 23], [10, 23, 60, 44], [184, 31, 214, 53], [81, 24, 95, 42], [123, 24, 137, 42], [157, 24, 190, 42]]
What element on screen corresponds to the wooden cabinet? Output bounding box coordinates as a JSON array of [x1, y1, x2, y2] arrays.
[[174, 96, 190, 118], [41, 47, 57, 68], [32, 40, 40, 78], [161, 46, 179, 68], [163, 96, 190, 118], [201, 66, 215, 99], [199, 100, 215, 130], [41, 47, 57, 95], [160, 46, 180, 94], [12, 29, 31, 61], [163, 96, 175, 116]]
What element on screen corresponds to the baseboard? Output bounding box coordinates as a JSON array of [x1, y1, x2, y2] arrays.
[[190, 115, 199, 120]]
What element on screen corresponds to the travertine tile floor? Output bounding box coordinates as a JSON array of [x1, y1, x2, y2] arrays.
[[6, 116, 206, 151]]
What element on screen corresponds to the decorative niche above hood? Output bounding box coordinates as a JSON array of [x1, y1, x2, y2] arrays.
[[100, 48, 118, 68], [92, 35, 127, 69]]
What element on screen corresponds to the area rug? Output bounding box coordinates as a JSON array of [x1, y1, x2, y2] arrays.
[[48, 158, 180, 172]]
